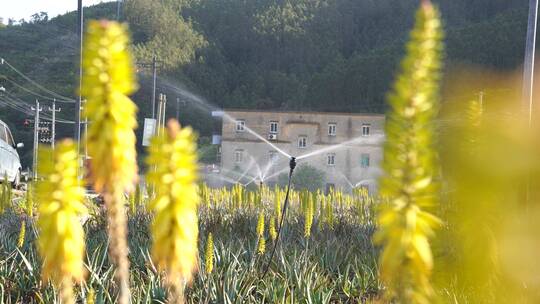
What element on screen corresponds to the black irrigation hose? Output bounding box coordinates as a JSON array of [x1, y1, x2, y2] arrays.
[[259, 157, 296, 281]]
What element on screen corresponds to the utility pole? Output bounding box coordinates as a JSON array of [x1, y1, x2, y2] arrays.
[[83, 99, 88, 159], [176, 97, 180, 121], [152, 55, 157, 119], [156, 94, 162, 135], [162, 94, 167, 128], [116, 0, 122, 20], [48, 99, 61, 149], [156, 93, 164, 135], [31, 100, 42, 180], [136, 56, 161, 120], [75, 0, 84, 171], [523, 0, 538, 127]]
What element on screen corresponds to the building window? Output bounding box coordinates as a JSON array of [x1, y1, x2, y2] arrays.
[[235, 120, 245, 132], [269, 150, 278, 162], [270, 121, 278, 134], [298, 136, 307, 148], [327, 153, 335, 166], [362, 124, 370, 136], [328, 123, 336, 136], [235, 149, 244, 163], [361, 153, 370, 168]]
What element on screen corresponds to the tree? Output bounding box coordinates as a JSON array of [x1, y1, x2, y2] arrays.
[[124, 0, 207, 70], [278, 164, 325, 192]]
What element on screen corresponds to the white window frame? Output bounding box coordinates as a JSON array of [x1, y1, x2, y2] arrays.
[[235, 120, 245, 132], [361, 153, 370, 168], [269, 150, 278, 163], [328, 123, 336, 136], [327, 153, 336, 166], [298, 136, 307, 148], [270, 121, 278, 134], [362, 124, 370, 137], [235, 149, 244, 163]]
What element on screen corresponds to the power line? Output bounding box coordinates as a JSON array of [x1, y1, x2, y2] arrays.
[[0, 96, 75, 124], [0, 98, 33, 115], [0, 58, 75, 102], [2, 76, 76, 103], [2, 91, 74, 122]]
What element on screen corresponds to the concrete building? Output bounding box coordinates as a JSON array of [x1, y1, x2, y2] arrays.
[[219, 109, 385, 193]]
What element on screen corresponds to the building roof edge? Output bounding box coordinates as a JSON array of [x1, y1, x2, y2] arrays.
[[222, 108, 385, 117]]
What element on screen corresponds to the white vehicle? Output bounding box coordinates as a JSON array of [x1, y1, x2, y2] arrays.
[[0, 120, 23, 187]]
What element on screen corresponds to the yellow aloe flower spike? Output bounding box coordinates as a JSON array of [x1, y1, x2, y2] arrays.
[[17, 221, 25, 248], [81, 20, 139, 304], [374, 1, 444, 303], [258, 235, 266, 255], [256, 212, 266, 254], [256, 211, 265, 237], [36, 140, 86, 304], [147, 120, 200, 303], [205, 232, 214, 274], [269, 215, 277, 241], [304, 194, 314, 238]]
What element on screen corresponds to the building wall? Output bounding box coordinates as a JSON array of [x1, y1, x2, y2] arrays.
[[220, 110, 385, 192]]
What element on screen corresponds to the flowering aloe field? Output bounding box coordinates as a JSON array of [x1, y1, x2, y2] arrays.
[[0, 185, 382, 303], [2, 1, 540, 303]]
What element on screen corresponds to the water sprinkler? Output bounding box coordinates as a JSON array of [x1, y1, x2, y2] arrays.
[[289, 156, 296, 171], [260, 155, 297, 280]]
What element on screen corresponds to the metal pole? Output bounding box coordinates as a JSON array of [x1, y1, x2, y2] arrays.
[[176, 97, 180, 121], [51, 100, 55, 148], [523, 0, 539, 127], [32, 99, 41, 180], [156, 94, 163, 136], [152, 55, 157, 119], [75, 0, 84, 167], [117, 0, 122, 20], [84, 99, 88, 159], [162, 94, 167, 128], [48, 99, 61, 149]]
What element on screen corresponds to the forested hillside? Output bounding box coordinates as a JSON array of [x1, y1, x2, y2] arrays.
[[0, 0, 530, 167]]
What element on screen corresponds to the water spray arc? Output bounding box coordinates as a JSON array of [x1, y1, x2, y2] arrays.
[[145, 76, 384, 195], [296, 134, 384, 161], [220, 112, 292, 159], [234, 157, 257, 183]]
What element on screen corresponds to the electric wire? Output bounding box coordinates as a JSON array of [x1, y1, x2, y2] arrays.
[[0, 96, 75, 124], [0, 58, 76, 102], [2, 91, 75, 123], [2, 76, 76, 103]]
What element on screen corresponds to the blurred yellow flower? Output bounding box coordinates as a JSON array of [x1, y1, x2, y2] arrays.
[[36, 140, 86, 304], [147, 120, 200, 294], [82, 20, 138, 194], [374, 1, 443, 303], [80, 20, 138, 304]]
